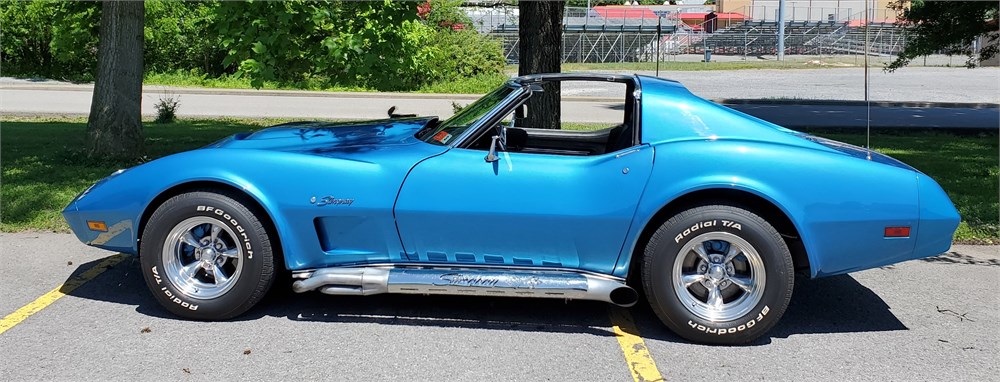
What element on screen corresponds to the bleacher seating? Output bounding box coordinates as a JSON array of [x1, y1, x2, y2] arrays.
[[682, 20, 849, 55], [809, 22, 907, 55], [677, 20, 905, 56]]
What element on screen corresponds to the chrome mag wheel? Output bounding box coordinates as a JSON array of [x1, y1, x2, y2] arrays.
[[162, 216, 243, 300], [672, 231, 766, 322]]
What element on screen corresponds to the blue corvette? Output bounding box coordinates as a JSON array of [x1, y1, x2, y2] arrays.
[[63, 73, 959, 344]]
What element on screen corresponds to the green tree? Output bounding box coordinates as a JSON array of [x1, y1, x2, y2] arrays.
[[0, 0, 99, 79], [887, 0, 998, 70], [420, 0, 504, 81], [0, 1, 55, 76], [1, 0, 224, 80], [143, 0, 226, 76], [216, 0, 436, 90]]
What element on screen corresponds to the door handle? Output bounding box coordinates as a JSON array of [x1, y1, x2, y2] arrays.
[[615, 148, 641, 158]]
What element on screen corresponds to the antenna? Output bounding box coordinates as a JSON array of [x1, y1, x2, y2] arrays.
[[864, 1, 872, 161]]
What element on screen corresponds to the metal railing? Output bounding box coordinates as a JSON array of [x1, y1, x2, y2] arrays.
[[467, 6, 703, 33], [472, 5, 908, 63], [739, 5, 896, 22]]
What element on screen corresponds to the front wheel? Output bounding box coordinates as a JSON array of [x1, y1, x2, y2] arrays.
[[139, 190, 276, 320], [642, 205, 794, 344]]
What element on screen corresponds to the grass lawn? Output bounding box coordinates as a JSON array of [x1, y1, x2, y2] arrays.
[[144, 71, 509, 95], [144, 58, 866, 95], [2, 117, 996, 243]]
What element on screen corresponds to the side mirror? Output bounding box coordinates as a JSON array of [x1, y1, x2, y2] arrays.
[[485, 135, 501, 162]]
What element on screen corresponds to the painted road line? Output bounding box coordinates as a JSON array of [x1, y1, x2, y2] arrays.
[[610, 308, 665, 382], [0, 254, 126, 335]]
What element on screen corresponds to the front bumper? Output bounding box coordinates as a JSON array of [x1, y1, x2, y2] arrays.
[[62, 169, 139, 254]]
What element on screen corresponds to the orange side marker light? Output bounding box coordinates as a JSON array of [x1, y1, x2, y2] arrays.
[[87, 221, 108, 232]]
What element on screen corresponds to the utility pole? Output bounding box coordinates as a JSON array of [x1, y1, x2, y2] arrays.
[[653, 10, 668, 77], [656, 16, 662, 77], [777, 0, 786, 60]]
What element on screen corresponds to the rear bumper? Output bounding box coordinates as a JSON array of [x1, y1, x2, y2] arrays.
[[913, 173, 961, 258], [808, 171, 959, 278]]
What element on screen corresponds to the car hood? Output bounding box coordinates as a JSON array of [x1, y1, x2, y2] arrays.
[[207, 117, 438, 153]]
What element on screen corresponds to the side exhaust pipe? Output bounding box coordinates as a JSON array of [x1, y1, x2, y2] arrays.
[[292, 267, 638, 307]]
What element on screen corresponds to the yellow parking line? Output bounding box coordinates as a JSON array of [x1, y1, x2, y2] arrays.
[[610, 308, 665, 382], [0, 254, 126, 335]]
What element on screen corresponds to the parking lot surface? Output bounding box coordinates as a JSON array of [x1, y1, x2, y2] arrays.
[[1, 233, 997, 381]]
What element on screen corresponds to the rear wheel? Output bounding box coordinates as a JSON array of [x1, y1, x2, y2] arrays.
[[140, 190, 276, 319], [642, 205, 794, 344]]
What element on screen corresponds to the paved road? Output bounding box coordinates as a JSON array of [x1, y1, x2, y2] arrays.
[[1, 232, 997, 380], [6, 66, 1000, 103], [595, 66, 1000, 103], [1, 83, 996, 129], [729, 103, 998, 129]]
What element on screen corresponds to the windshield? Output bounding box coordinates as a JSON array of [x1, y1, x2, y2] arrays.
[[419, 84, 516, 145]]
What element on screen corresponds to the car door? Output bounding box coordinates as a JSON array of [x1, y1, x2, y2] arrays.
[[393, 145, 653, 275]]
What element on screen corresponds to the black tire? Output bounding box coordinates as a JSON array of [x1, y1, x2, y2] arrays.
[[641, 205, 794, 344], [139, 190, 276, 320]]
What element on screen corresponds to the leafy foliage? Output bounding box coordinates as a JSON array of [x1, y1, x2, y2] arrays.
[[426, 29, 505, 80], [144, 1, 227, 76], [422, 0, 472, 29], [212, 0, 506, 91], [0, 1, 54, 75], [1, 0, 506, 91], [215, 0, 436, 90], [1, 0, 225, 79], [48, 1, 101, 79], [887, 0, 999, 70], [0, 0, 99, 79]]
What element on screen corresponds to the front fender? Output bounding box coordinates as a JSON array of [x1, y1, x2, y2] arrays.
[[65, 150, 336, 257], [64, 146, 427, 271]]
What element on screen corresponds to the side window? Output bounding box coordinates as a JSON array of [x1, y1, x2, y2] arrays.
[[470, 80, 637, 156]]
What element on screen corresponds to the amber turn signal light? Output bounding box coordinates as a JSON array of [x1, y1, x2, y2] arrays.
[[87, 221, 108, 232]]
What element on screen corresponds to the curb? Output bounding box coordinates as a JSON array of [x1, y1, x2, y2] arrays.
[[0, 84, 486, 100], [716, 98, 1000, 109], [0, 84, 619, 102]]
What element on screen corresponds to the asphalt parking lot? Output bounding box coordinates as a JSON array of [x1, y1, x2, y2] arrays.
[[1, 232, 997, 381]]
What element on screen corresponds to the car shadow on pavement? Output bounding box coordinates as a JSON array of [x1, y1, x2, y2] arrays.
[[66, 256, 905, 344], [630, 274, 908, 345], [774, 275, 909, 337], [919, 251, 1000, 267], [262, 286, 622, 337]]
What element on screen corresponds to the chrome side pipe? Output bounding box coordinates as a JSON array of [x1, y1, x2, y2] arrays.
[[291, 267, 638, 307]]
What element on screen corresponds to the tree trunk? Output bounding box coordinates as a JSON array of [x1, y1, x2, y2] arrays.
[[518, 0, 563, 130], [87, 0, 144, 161]]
